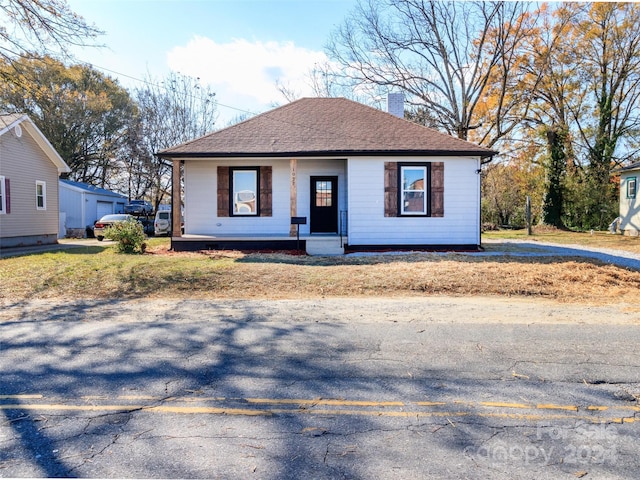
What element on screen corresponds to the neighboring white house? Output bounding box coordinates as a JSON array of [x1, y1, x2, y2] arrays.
[[59, 179, 127, 237], [617, 161, 640, 236], [158, 97, 496, 254], [0, 114, 70, 248]]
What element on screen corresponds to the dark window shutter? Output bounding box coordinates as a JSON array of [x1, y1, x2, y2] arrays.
[[384, 162, 398, 217], [217, 167, 230, 217], [430, 162, 444, 217], [259, 166, 272, 217], [5, 178, 10, 214]]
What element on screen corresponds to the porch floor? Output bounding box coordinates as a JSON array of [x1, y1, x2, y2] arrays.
[[171, 234, 347, 255]]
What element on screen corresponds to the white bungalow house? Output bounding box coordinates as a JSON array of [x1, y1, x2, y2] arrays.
[[158, 97, 496, 254], [59, 179, 127, 237], [616, 161, 640, 236], [0, 114, 70, 248]]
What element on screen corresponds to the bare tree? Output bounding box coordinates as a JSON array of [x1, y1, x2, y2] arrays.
[[327, 0, 537, 147], [124, 72, 218, 207], [0, 0, 102, 60]]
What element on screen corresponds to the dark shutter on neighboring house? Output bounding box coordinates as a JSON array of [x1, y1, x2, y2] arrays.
[[5, 178, 10, 214], [217, 166, 230, 217], [384, 162, 398, 217], [430, 162, 444, 217], [259, 166, 272, 217]]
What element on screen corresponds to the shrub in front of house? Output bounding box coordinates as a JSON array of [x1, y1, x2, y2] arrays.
[[104, 219, 147, 254]]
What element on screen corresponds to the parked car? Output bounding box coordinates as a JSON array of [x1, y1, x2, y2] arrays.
[[124, 199, 153, 215], [93, 214, 135, 241], [154, 210, 184, 236]]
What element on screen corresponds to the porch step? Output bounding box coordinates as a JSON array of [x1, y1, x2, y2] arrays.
[[305, 236, 346, 255]]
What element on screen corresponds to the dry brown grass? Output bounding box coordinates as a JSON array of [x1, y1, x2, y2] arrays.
[[1, 242, 639, 305]]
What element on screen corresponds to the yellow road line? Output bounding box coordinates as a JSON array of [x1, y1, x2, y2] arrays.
[[244, 398, 405, 407], [0, 395, 43, 400], [2, 395, 637, 423], [478, 401, 531, 409], [536, 403, 579, 411], [0, 403, 635, 423]]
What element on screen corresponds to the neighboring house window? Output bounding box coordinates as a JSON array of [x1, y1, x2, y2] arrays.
[[36, 181, 46, 210], [217, 166, 272, 217], [231, 168, 259, 215], [627, 177, 637, 199], [384, 162, 444, 217], [0, 176, 5, 214]]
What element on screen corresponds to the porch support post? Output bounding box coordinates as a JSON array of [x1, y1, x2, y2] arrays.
[[171, 159, 182, 238], [289, 158, 297, 236]]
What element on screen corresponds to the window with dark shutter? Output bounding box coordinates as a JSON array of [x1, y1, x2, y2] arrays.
[[217, 166, 272, 217], [384, 161, 444, 217]]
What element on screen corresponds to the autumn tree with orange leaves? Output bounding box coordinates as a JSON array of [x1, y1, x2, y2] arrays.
[[515, 2, 640, 229], [329, 1, 640, 230]]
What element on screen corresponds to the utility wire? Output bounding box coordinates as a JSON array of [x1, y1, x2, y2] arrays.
[[79, 60, 260, 119]]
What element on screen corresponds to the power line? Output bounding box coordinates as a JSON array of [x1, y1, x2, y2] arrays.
[[78, 59, 260, 120]]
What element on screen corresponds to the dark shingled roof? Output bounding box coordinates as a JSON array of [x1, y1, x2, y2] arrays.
[[158, 97, 497, 159], [616, 160, 640, 173]]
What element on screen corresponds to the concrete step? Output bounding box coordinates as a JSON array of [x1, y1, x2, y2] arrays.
[[305, 236, 346, 255]]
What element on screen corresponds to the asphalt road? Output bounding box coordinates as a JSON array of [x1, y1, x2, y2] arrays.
[[1, 297, 639, 479]]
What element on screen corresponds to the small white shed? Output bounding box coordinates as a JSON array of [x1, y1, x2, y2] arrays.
[[59, 179, 127, 237]]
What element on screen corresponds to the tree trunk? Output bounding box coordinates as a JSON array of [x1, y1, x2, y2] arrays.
[[542, 128, 566, 228]]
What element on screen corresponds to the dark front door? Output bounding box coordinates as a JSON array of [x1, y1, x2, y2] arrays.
[[310, 176, 338, 233]]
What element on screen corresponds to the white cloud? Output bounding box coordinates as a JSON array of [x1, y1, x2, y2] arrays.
[[166, 36, 327, 122]]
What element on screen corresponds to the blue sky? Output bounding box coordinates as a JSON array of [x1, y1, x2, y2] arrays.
[[67, 0, 359, 125]]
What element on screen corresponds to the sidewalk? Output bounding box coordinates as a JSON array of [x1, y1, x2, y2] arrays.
[[0, 238, 112, 259]]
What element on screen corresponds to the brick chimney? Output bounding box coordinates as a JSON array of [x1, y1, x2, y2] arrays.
[[387, 93, 404, 119]]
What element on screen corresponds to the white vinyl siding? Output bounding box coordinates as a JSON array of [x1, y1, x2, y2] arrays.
[[182, 156, 482, 245], [347, 156, 481, 246], [183, 158, 347, 236], [619, 172, 640, 235], [185, 159, 290, 235]]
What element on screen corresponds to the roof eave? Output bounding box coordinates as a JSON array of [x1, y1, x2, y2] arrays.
[[157, 149, 497, 160]]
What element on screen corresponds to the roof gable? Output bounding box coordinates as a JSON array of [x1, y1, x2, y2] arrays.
[[0, 114, 70, 173], [159, 97, 496, 159]]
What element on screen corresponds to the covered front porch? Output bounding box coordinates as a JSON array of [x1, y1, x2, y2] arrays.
[[169, 155, 348, 255]]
